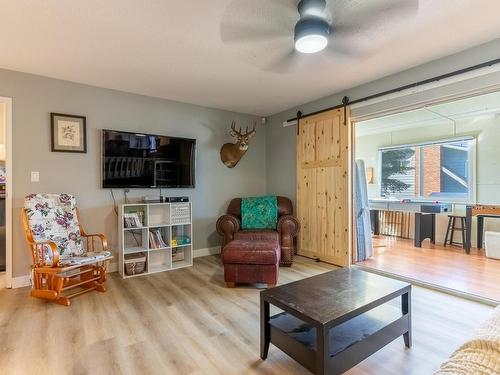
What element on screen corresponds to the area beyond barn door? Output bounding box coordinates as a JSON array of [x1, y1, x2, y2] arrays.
[[296, 108, 352, 267]]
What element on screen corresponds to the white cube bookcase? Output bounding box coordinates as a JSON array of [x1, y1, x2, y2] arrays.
[[118, 202, 193, 278]]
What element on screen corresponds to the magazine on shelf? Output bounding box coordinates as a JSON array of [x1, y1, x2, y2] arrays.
[[124, 212, 143, 228]]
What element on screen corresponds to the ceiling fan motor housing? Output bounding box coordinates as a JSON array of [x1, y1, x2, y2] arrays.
[[298, 0, 327, 17]]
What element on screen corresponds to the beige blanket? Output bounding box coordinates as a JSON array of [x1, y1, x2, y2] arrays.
[[435, 305, 500, 375]]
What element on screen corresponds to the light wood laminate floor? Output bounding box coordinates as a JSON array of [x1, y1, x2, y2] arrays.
[[0, 255, 494, 375], [359, 236, 500, 301]]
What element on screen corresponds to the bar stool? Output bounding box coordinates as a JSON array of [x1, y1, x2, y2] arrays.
[[444, 215, 466, 248]]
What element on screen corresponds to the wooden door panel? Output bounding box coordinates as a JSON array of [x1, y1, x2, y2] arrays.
[[298, 167, 317, 256], [299, 118, 316, 163], [316, 167, 328, 258], [297, 108, 351, 267]]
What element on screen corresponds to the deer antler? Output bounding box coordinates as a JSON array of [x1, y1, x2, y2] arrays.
[[230, 121, 242, 137], [230, 121, 256, 137], [242, 121, 257, 136]]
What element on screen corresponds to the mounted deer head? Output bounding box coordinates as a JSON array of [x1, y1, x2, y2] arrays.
[[220, 121, 257, 168]]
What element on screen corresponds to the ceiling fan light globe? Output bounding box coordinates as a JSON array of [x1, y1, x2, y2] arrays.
[[294, 18, 330, 54], [295, 34, 328, 54]]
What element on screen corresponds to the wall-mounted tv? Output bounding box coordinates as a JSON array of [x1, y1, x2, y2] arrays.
[[102, 129, 196, 188]]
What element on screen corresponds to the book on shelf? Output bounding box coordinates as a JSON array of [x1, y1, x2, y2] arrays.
[[124, 212, 144, 228], [149, 229, 168, 249]]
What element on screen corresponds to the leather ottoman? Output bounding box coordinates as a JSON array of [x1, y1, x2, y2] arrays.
[[222, 239, 281, 288]]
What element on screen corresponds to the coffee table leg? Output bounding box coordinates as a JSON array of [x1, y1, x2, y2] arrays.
[[315, 326, 327, 375], [260, 295, 270, 359], [402, 289, 412, 348]]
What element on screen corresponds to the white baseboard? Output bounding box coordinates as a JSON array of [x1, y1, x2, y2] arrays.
[[194, 246, 221, 258], [0, 273, 5, 289], [108, 262, 118, 273], [12, 274, 31, 289], [11, 248, 220, 288]]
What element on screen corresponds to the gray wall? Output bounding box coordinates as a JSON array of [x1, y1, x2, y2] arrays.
[[0, 69, 265, 278], [266, 38, 500, 205]]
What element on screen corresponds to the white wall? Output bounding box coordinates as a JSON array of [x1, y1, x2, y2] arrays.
[[356, 113, 500, 242]]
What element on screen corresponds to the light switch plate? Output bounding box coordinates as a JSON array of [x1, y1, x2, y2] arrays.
[[31, 171, 40, 182]]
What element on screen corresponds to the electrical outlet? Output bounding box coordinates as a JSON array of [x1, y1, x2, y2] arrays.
[[31, 171, 40, 182]]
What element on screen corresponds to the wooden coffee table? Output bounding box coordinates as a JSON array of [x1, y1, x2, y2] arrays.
[[260, 268, 411, 375]]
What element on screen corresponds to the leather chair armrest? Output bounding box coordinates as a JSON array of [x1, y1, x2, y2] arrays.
[[277, 215, 299, 266], [277, 215, 299, 239], [216, 214, 241, 247]]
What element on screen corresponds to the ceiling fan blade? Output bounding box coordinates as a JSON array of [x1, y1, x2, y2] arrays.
[[328, 0, 419, 35], [324, 41, 364, 58], [264, 49, 301, 74], [220, 0, 297, 45], [220, 23, 290, 44], [356, 0, 418, 22]]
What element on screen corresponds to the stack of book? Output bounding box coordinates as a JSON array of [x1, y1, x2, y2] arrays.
[[149, 229, 168, 249]]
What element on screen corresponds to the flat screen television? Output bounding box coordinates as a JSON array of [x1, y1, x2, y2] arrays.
[[102, 129, 196, 188]]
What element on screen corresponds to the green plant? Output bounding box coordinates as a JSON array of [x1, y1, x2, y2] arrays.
[[381, 148, 415, 196]]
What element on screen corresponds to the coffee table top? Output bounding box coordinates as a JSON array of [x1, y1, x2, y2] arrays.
[[261, 268, 410, 327]]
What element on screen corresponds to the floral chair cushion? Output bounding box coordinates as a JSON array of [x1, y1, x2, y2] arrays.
[[24, 193, 85, 262]]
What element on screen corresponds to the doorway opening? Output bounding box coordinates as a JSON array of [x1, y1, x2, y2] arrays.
[[0, 97, 12, 289], [354, 90, 500, 302]]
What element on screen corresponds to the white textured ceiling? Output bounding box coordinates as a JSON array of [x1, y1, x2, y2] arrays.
[[0, 0, 500, 116]]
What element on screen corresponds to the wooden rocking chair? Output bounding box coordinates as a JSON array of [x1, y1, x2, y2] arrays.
[[22, 193, 113, 306]]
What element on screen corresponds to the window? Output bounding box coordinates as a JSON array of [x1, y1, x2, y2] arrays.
[[379, 138, 475, 202]]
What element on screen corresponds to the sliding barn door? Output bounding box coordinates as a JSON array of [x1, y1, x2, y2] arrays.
[[296, 108, 352, 267]]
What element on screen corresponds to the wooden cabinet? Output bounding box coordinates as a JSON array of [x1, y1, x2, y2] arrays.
[[296, 108, 352, 267]]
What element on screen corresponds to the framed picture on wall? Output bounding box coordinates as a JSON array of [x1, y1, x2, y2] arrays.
[[50, 112, 87, 153]]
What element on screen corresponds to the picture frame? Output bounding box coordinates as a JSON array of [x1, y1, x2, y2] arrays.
[[50, 112, 87, 153]]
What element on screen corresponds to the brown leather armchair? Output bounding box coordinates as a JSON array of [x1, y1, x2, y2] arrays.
[[216, 196, 299, 266]]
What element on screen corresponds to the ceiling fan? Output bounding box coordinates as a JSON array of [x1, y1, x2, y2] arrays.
[[294, 0, 335, 54], [220, 0, 419, 72]]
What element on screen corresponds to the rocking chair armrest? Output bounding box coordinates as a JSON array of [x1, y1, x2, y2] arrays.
[[31, 240, 60, 267], [81, 233, 109, 251], [33, 266, 64, 274]]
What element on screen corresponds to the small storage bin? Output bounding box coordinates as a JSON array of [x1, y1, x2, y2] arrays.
[[171, 203, 190, 225], [485, 231, 500, 260], [124, 253, 147, 275], [172, 248, 185, 262]]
